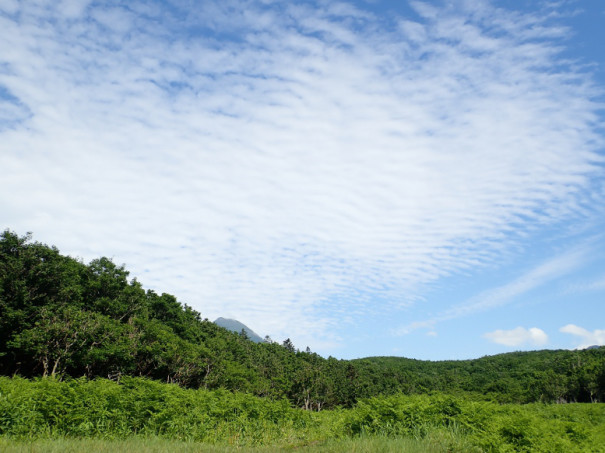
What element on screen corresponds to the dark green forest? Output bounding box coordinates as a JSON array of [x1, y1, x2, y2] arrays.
[[1, 230, 604, 410]]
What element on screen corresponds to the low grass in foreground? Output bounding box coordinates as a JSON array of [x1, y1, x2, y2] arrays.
[[1, 376, 604, 452], [0, 434, 477, 453]]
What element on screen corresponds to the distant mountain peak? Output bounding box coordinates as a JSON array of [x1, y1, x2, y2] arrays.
[[214, 317, 264, 343]]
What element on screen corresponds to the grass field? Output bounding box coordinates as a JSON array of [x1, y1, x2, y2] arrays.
[[0, 433, 477, 453]]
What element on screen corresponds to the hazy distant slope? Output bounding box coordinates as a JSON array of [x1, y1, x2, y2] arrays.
[[214, 317, 264, 343]]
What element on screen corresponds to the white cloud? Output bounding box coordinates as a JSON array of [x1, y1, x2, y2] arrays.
[[484, 327, 549, 347], [0, 0, 603, 354], [59, 0, 92, 19], [560, 324, 605, 349], [0, 0, 19, 15]]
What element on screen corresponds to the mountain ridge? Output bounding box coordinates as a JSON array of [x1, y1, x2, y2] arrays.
[[214, 317, 264, 343]]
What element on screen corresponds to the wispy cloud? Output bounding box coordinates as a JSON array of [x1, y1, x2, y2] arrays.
[[564, 273, 605, 294], [396, 244, 591, 335], [560, 324, 605, 349], [0, 0, 603, 352], [484, 327, 548, 347]]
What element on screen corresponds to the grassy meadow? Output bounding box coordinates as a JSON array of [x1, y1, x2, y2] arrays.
[[0, 435, 478, 453], [1, 376, 604, 452]]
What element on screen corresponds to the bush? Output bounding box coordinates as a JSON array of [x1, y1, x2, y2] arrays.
[[1, 377, 604, 451]]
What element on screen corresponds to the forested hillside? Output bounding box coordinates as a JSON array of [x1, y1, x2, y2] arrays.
[[1, 230, 604, 409]]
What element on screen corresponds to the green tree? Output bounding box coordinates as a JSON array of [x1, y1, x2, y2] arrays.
[[282, 338, 296, 353]]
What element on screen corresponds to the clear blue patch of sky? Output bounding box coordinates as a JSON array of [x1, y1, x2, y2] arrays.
[[546, 0, 605, 84]]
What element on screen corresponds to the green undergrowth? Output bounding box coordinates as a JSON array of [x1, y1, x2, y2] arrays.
[[1, 376, 604, 452], [0, 434, 475, 453]]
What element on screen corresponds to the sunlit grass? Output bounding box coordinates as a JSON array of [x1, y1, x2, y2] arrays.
[[0, 432, 477, 453]]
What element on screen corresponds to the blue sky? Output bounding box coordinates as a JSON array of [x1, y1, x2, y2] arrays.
[[1, 0, 604, 360]]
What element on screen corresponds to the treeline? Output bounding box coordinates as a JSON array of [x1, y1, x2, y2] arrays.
[[1, 230, 604, 409], [352, 351, 605, 404]]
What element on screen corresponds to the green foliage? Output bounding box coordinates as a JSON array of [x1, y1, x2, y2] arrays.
[[1, 377, 604, 451], [0, 376, 315, 445], [1, 229, 605, 410], [0, 435, 480, 453], [0, 435, 481, 453]]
